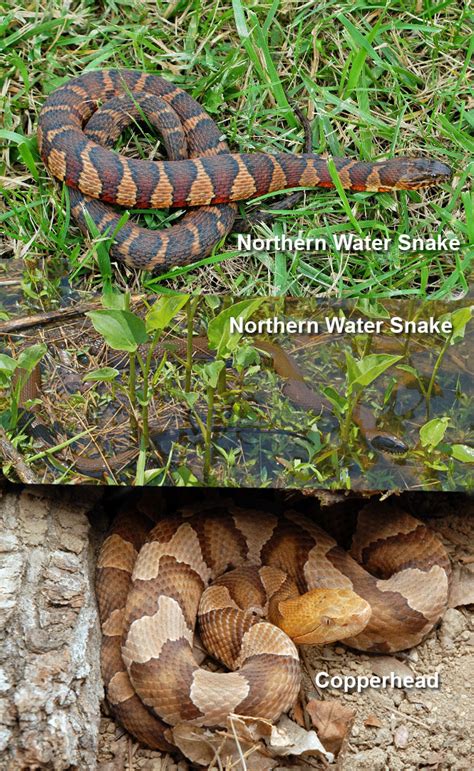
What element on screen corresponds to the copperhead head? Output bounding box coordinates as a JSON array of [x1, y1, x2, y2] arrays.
[[96, 499, 451, 750]]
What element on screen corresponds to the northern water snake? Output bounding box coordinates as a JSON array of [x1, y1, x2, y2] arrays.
[[37, 69, 452, 271], [16, 334, 407, 478]]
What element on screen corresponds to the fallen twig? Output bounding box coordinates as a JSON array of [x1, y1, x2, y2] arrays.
[[0, 426, 40, 483]]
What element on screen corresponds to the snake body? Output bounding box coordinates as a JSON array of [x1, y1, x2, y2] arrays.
[[17, 335, 407, 477], [255, 339, 407, 454], [96, 500, 451, 749], [37, 69, 452, 271]]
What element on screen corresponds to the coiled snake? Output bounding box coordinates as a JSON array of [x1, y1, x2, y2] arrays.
[[37, 69, 452, 272], [96, 499, 451, 750]]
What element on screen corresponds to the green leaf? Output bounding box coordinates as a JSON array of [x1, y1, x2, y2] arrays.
[[180, 391, 199, 410], [446, 305, 472, 344], [202, 360, 225, 389], [451, 444, 474, 463], [102, 291, 129, 310], [395, 364, 419, 377], [18, 142, 39, 180], [146, 295, 190, 333], [172, 466, 200, 486], [327, 157, 362, 234], [355, 299, 390, 319], [208, 298, 266, 357], [233, 345, 260, 371], [0, 353, 17, 375], [337, 13, 386, 68], [344, 350, 359, 387], [86, 310, 148, 352], [0, 354, 17, 388], [82, 367, 120, 383], [419, 417, 450, 449], [306, 430, 321, 451], [17, 344, 48, 374], [10, 344, 47, 425], [348, 354, 402, 391], [321, 385, 347, 412]]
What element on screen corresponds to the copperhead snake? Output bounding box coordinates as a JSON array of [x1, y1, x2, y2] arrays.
[[96, 499, 451, 750]]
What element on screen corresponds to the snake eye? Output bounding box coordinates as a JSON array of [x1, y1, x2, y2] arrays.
[[370, 435, 409, 455]]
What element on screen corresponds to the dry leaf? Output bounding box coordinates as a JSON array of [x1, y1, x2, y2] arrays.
[[226, 714, 273, 742], [290, 698, 306, 727], [172, 720, 277, 769], [306, 699, 356, 755], [449, 564, 474, 607], [364, 714, 383, 728], [172, 724, 220, 766], [423, 750, 446, 766], [173, 713, 335, 766], [266, 714, 334, 762]]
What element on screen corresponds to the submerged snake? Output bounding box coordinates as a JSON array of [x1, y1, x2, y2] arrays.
[[96, 499, 451, 749], [17, 334, 407, 478], [37, 69, 452, 271]]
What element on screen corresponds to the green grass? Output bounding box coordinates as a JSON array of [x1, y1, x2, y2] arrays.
[[0, 0, 472, 298]]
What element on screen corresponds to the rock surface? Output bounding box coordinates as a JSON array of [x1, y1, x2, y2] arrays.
[[0, 486, 103, 770]]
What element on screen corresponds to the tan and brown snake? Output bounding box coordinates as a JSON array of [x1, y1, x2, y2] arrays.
[[96, 498, 451, 749]]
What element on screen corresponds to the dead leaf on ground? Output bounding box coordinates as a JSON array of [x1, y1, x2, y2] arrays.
[[449, 564, 474, 607], [370, 656, 414, 681], [289, 698, 306, 727], [172, 720, 277, 769], [422, 750, 447, 767], [226, 714, 273, 743], [306, 699, 355, 755], [224, 713, 334, 762], [267, 714, 334, 762], [364, 713, 383, 728]]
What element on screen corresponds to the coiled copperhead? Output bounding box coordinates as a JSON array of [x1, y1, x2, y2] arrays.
[[37, 70, 452, 272], [96, 500, 451, 750]]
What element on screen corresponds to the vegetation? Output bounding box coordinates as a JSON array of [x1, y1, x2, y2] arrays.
[[1, 294, 472, 489], [1, 0, 472, 297]]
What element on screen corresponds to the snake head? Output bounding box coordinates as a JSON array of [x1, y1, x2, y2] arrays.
[[369, 433, 409, 455], [275, 588, 372, 645], [386, 158, 453, 189]]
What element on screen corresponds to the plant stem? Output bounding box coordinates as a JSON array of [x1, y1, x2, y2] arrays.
[[128, 352, 138, 434], [217, 358, 227, 396], [425, 333, 452, 418], [139, 331, 164, 450], [136, 351, 149, 449], [203, 385, 215, 483], [361, 333, 373, 359], [185, 297, 200, 392], [340, 389, 360, 446]]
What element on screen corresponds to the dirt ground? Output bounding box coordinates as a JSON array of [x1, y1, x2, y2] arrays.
[[95, 503, 474, 771]]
